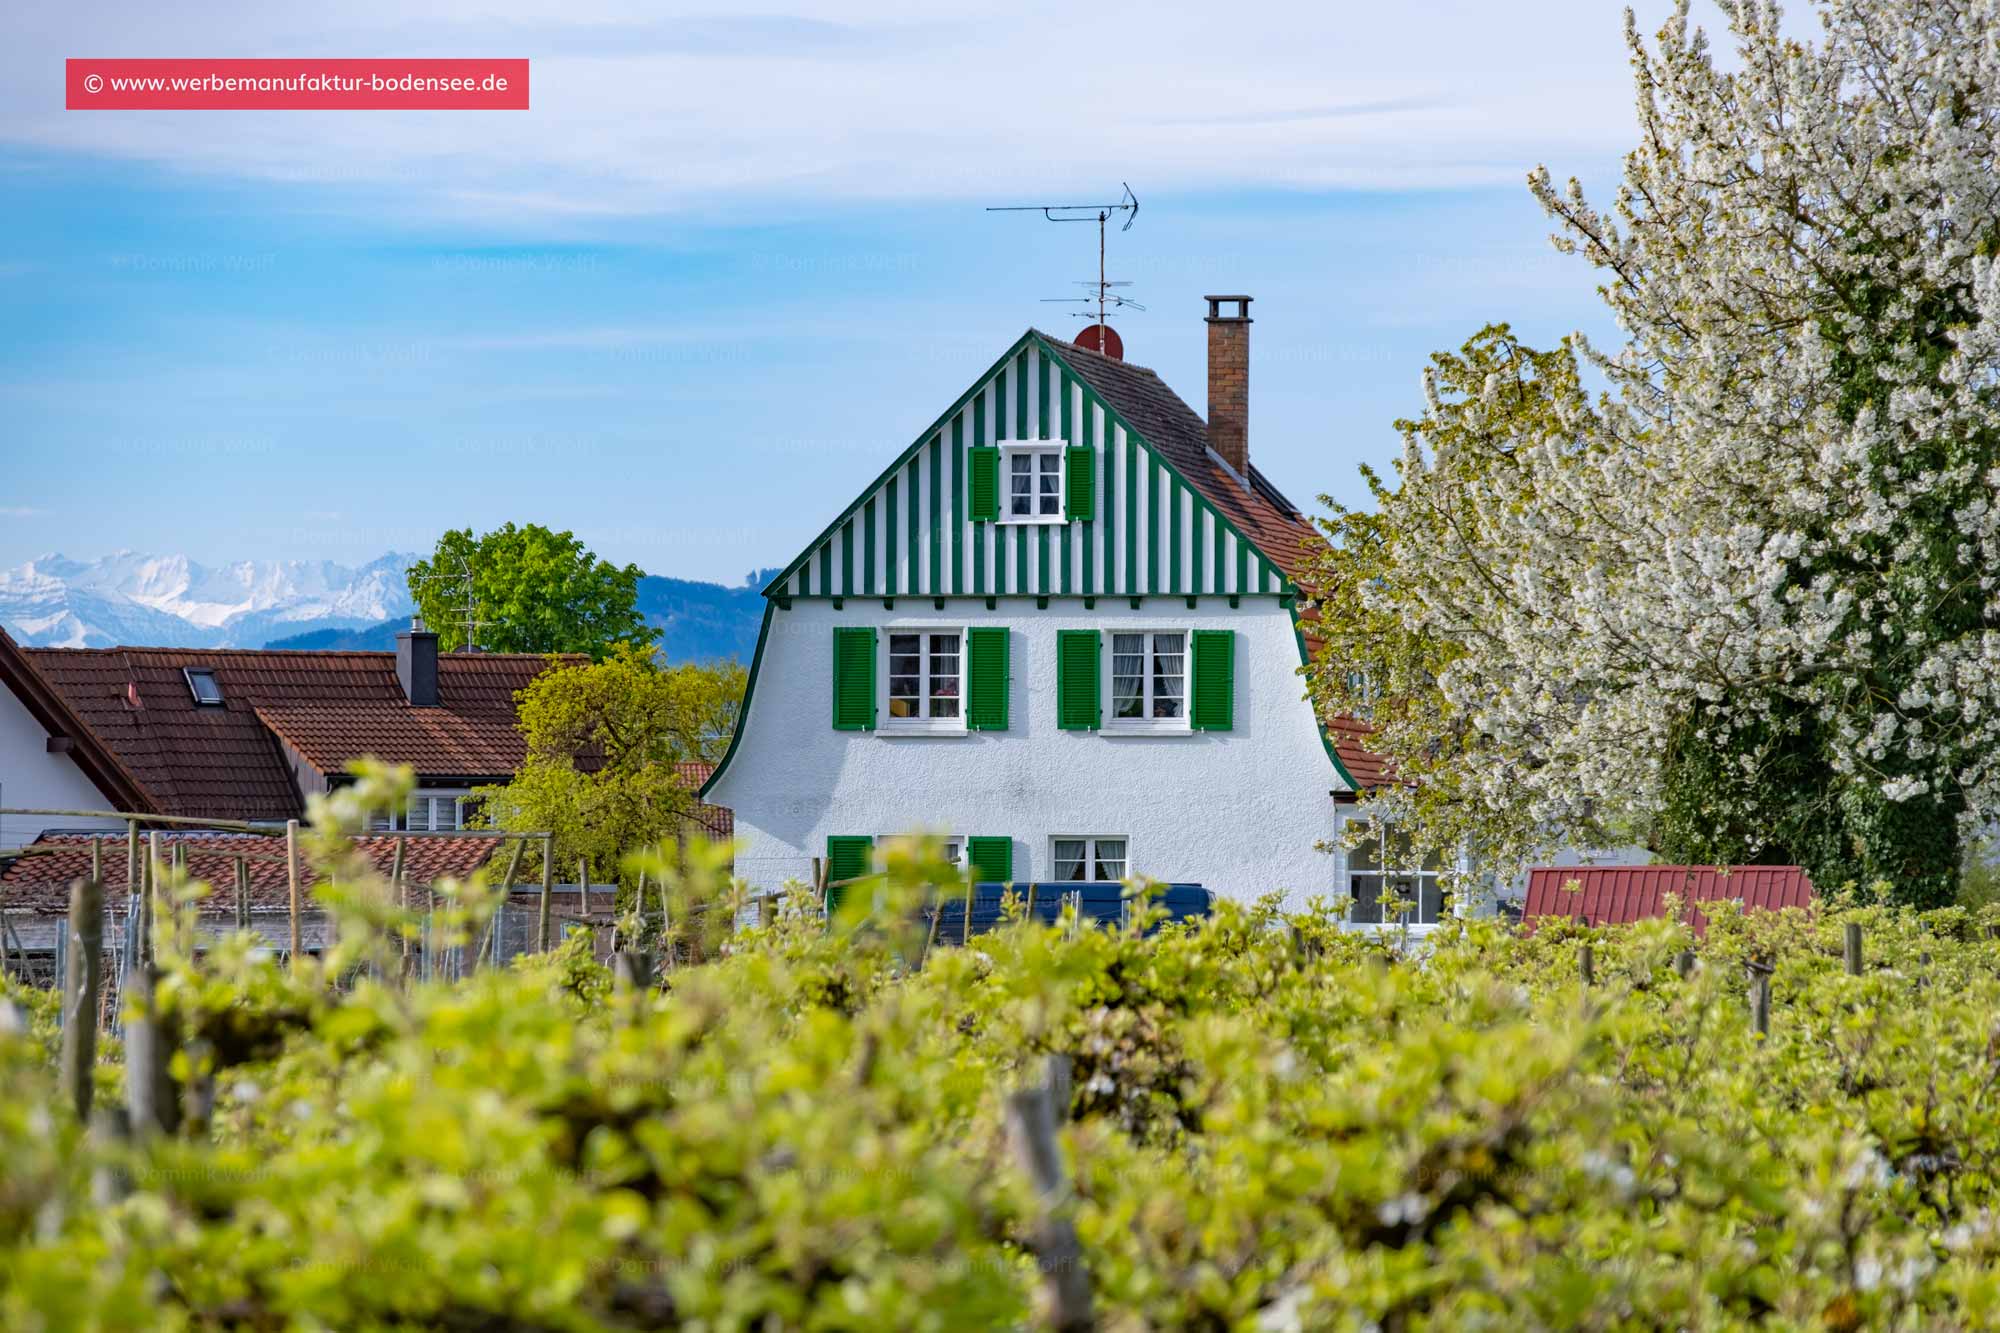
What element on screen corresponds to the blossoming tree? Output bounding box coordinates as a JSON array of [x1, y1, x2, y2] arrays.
[[1306, 0, 2000, 906]]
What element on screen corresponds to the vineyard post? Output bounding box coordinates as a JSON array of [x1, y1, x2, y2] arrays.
[[1844, 923, 1863, 977], [657, 869, 674, 972], [145, 830, 161, 962], [285, 819, 301, 972], [1004, 1076, 1094, 1331], [491, 836, 525, 967], [60, 874, 104, 1120], [1579, 944, 1595, 990], [234, 857, 250, 931], [1751, 971, 1771, 1039], [961, 862, 973, 946], [537, 833, 553, 952], [122, 961, 179, 1137], [577, 858, 589, 950], [1045, 1053, 1073, 1124]]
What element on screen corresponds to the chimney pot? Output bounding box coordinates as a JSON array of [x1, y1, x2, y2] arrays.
[[1204, 295, 1252, 477], [396, 623, 440, 707]]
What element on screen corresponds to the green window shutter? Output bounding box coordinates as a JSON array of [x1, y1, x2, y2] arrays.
[[1064, 444, 1095, 521], [968, 445, 1000, 522], [1191, 629, 1235, 731], [825, 835, 874, 912], [831, 626, 876, 730], [1056, 629, 1101, 731], [966, 836, 1012, 883], [966, 627, 1010, 730]]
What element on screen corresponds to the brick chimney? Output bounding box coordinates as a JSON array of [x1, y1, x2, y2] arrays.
[[1205, 295, 1252, 477], [396, 617, 439, 707]]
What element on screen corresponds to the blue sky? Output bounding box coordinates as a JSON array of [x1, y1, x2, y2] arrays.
[[0, 1, 1676, 584]]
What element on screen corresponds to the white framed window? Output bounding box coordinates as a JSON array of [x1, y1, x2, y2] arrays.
[[1107, 630, 1188, 732], [1052, 836, 1128, 882], [1000, 442, 1065, 523], [1345, 823, 1448, 926], [884, 627, 965, 733], [368, 789, 473, 833]]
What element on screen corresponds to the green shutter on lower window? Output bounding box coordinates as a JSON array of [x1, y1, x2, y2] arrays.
[[966, 627, 1009, 730], [1064, 445, 1095, 521], [1191, 629, 1235, 731], [825, 835, 874, 912], [831, 626, 876, 730], [1056, 629, 1100, 731], [968, 445, 1000, 522], [966, 836, 1012, 884]]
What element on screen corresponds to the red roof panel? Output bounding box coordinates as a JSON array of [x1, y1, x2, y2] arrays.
[[1522, 865, 1816, 937]]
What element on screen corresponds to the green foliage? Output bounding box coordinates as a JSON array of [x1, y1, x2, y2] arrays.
[[408, 522, 656, 658], [8, 827, 2000, 1329], [476, 645, 745, 880]]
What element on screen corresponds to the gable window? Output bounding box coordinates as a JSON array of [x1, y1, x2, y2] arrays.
[[1001, 443, 1064, 523], [1346, 825, 1448, 926], [885, 629, 963, 731], [1110, 631, 1186, 728], [1053, 837, 1127, 882], [183, 668, 224, 706]]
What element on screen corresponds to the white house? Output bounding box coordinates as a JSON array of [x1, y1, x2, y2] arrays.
[[704, 297, 1445, 915]]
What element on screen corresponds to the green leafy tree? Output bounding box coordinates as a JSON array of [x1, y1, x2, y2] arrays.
[[407, 522, 655, 658], [475, 644, 745, 879]]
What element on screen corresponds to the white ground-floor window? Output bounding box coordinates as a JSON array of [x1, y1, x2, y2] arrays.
[[1346, 823, 1448, 925], [1052, 836, 1128, 882]]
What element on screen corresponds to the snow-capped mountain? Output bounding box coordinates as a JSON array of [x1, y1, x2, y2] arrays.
[[0, 552, 419, 648]]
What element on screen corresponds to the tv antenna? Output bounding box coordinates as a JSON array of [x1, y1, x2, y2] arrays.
[[988, 183, 1141, 347], [413, 553, 481, 653]]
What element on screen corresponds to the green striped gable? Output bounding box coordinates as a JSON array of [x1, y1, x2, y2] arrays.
[[763, 332, 1289, 602]]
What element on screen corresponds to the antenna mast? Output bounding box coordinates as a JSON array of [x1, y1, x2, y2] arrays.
[[988, 183, 1142, 345], [413, 554, 480, 653]]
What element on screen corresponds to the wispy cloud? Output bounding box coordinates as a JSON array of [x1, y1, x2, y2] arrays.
[[0, 1, 1660, 220]]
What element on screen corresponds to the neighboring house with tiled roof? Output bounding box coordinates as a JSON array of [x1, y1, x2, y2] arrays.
[[6, 624, 567, 835], [706, 296, 1397, 907], [0, 627, 157, 849], [0, 830, 510, 957]]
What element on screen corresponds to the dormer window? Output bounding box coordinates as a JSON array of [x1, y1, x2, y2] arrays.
[[1001, 443, 1064, 522], [183, 668, 224, 706]]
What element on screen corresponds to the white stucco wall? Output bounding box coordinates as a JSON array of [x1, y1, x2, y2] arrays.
[[0, 684, 125, 846], [709, 596, 1344, 904]]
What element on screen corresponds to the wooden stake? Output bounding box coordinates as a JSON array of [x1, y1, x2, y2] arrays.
[[285, 819, 302, 972], [234, 857, 250, 931], [1751, 972, 1771, 1039], [60, 875, 104, 1120], [1004, 1081, 1094, 1331], [1843, 922, 1863, 977], [1579, 944, 1595, 989], [122, 962, 178, 1137], [537, 833, 553, 952], [145, 830, 162, 962]]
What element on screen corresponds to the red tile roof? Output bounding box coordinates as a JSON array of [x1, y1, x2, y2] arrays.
[[1038, 335, 1396, 793], [674, 761, 733, 841], [0, 831, 508, 915], [1522, 865, 1816, 937], [0, 627, 157, 813], [21, 647, 567, 820], [257, 705, 527, 777], [1041, 334, 1323, 584]]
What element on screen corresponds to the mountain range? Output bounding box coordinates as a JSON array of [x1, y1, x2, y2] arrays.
[[0, 552, 766, 662]]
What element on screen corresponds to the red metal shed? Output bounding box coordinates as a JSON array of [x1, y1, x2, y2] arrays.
[[1521, 865, 1815, 937]]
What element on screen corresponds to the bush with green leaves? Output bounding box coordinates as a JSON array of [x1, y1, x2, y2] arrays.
[[5, 821, 2000, 1330]]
